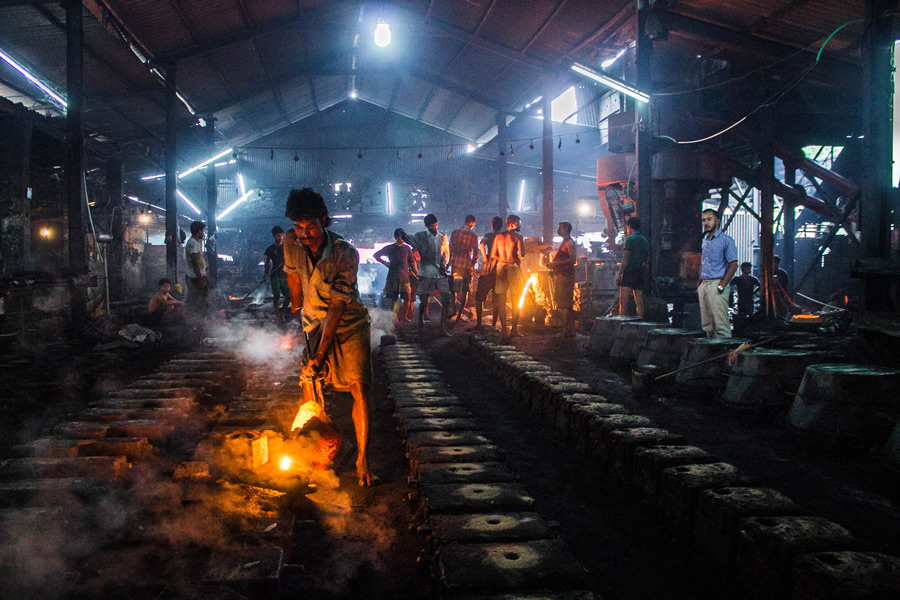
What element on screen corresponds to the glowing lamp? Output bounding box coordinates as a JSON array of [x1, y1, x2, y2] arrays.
[[374, 21, 391, 47], [39, 227, 52, 239]]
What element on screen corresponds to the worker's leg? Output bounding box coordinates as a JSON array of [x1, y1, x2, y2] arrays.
[[619, 285, 633, 316], [350, 382, 378, 486], [698, 281, 715, 338], [710, 279, 732, 338], [634, 289, 644, 319]]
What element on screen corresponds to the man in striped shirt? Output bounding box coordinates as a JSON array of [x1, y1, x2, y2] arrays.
[[449, 215, 479, 323]]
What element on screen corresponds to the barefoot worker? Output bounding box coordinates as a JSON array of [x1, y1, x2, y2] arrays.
[[283, 188, 378, 486]]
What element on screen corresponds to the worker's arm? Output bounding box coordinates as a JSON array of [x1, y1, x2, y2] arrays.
[[286, 273, 303, 313], [616, 249, 631, 284], [307, 297, 346, 373], [373, 245, 390, 268], [283, 232, 303, 312], [719, 261, 739, 293], [551, 240, 577, 268], [263, 253, 272, 281]]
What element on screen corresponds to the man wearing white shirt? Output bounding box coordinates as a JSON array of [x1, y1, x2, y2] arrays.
[[184, 220, 209, 319]]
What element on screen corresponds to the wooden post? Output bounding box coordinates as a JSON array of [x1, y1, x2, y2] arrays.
[[205, 117, 218, 289], [164, 64, 178, 283], [65, 0, 87, 322], [106, 157, 125, 300], [541, 78, 554, 243], [783, 166, 796, 294], [636, 0, 653, 278], [497, 113, 508, 219], [760, 151, 775, 318]]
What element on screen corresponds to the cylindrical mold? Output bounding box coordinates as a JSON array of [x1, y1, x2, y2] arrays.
[[610, 321, 669, 364], [675, 337, 748, 395], [787, 364, 900, 446], [636, 328, 705, 371], [722, 349, 840, 411], [587, 316, 640, 356]]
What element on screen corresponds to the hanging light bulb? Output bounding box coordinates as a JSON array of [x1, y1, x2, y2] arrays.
[[358, 149, 363, 159], [575, 133, 581, 144], [417, 151, 423, 159], [510, 144, 514, 156], [447, 147, 453, 159], [293, 151, 299, 162], [396, 150, 401, 160], [258, 190, 262, 197], [374, 20, 391, 47], [558, 137, 562, 150], [529, 139, 534, 150], [232, 149, 238, 159], [499, 149, 505, 157], [270, 149, 274, 160]]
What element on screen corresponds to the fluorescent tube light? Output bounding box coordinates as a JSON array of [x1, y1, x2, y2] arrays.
[[601, 49, 626, 69], [237, 173, 246, 197], [176, 190, 203, 215], [571, 62, 649, 103], [178, 148, 234, 179], [0, 48, 67, 108], [386, 182, 393, 215], [517, 180, 526, 211], [141, 173, 165, 180], [216, 189, 254, 220]]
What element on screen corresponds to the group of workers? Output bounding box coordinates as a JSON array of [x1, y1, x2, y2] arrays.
[[372, 213, 580, 338]]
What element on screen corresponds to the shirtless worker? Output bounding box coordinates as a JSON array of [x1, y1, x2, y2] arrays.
[[490, 214, 526, 337], [547, 221, 577, 336], [473, 216, 504, 332], [283, 188, 377, 486]]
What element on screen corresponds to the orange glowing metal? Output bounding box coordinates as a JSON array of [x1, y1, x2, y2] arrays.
[[280, 456, 292, 470], [291, 400, 325, 431], [518, 274, 538, 309], [792, 314, 821, 320]]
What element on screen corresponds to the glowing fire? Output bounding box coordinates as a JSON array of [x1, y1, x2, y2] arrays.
[[792, 314, 821, 320], [227, 295, 243, 300], [291, 400, 325, 431], [280, 456, 292, 470], [518, 274, 538, 309], [281, 334, 295, 351]]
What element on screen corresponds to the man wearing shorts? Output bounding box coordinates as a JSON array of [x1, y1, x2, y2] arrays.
[[412, 214, 451, 335], [374, 228, 416, 322], [284, 188, 377, 486], [548, 221, 577, 336], [490, 214, 526, 337], [449, 215, 479, 323], [263, 225, 290, 321], [617, 217, 648, 319], [473, 216, 504, 331]]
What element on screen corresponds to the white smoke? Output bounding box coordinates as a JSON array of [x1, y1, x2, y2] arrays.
[[357, 267, 377, 296], [368, 308, 396, 349]]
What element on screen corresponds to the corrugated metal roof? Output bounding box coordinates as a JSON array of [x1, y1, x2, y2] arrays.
[[0, 0, 873, 170]]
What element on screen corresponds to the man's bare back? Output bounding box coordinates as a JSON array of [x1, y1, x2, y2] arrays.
[[491, 231, 525, 264]]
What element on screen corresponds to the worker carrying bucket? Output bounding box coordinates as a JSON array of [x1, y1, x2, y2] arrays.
[[283, 188, 378, 487]]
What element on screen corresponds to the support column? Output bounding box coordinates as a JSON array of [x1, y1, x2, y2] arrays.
[[106, 157, 124, 300], [164, 64, 178, 283], [760, 151, 775, 318], [65, 0, 87, 322], [497, 114, 508, 220], [0, 117, 32, 276], [783, 166, 796, 293], [635, 0, 653, 277], [860, 0, 894, 259], [205, 117, 218, 289], [541, 79, 554, 243]]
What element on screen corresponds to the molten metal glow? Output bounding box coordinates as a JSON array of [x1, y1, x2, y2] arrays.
[[792, 314, 821, 320], [281, 335, 295, 351], [518, 274, 538, 309], [280, 456, 291, 470], [291, 400, 324, 431]]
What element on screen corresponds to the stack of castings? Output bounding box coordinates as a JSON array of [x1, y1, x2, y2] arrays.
[[380, 341, 595, 599]]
